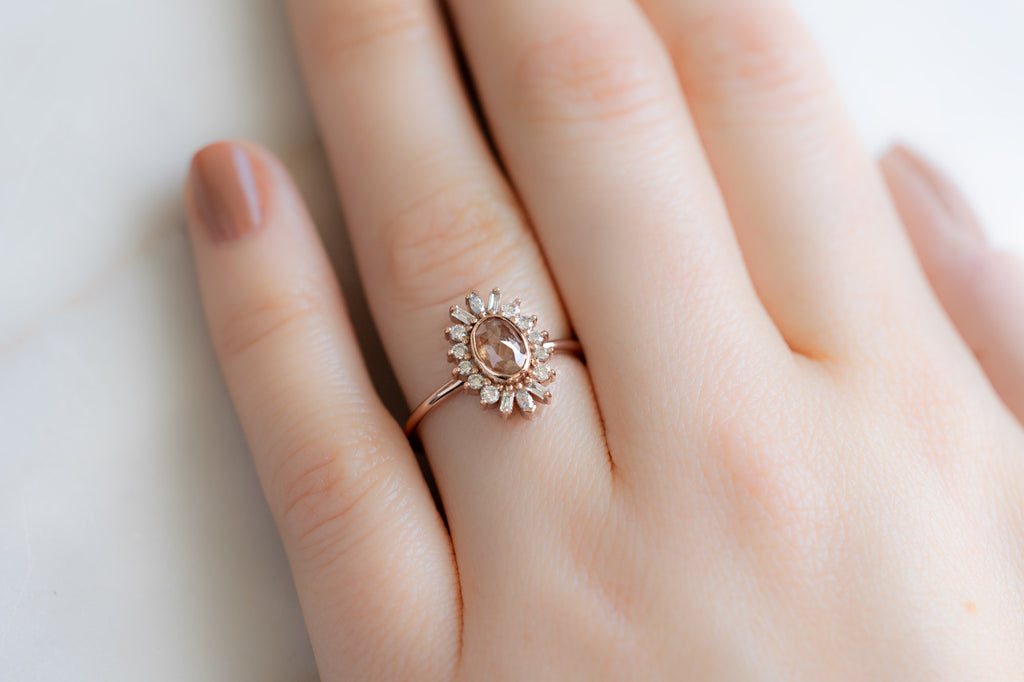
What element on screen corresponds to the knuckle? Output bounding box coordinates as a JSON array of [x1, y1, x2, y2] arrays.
[[213, 275, 325, 361], [269, 416, 400, 554], [680, 8, 828, 120], [303, 0, 431, 67], [874, 352, 981, 467], [385, 180, 527, 306], [710, 388, 839, 567], [513, 21, 673, 128]]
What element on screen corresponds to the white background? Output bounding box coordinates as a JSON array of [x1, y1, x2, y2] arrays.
[[1, 1, 1021, 679]]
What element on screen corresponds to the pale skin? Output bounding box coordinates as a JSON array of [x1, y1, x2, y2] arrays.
[[183, 0, 1024, 679]]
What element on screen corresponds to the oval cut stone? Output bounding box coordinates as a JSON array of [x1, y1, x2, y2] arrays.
[[472, 316, 529, 378]]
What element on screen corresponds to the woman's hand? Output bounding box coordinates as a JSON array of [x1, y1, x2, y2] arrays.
[[184, 0, 1024, 679]]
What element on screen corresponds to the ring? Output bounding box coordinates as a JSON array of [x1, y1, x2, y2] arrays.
[[403, 288, 583, 436]]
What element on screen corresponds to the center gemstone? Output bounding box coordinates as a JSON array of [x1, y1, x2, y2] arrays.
[[472, 316, 530, 378]]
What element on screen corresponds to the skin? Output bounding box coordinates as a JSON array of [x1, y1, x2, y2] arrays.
[[184, 1, 1024, 680]]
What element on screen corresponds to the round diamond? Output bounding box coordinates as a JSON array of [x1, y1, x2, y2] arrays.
[[534, 345, 551, 361], [480, 385, 500, 404], [472, 316, 530, 378], [533, 364, 551, 382], [516, 315, 535, 331], [467, 374, 485, 390], [458, 361, 474, 376], [527, 330, 545, 345], [452, 343, 469, 360], [500, 302, 519, 318], [449, 325, 467, 342]]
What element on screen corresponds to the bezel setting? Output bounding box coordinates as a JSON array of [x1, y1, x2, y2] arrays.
[[445, 288, 556, 418]]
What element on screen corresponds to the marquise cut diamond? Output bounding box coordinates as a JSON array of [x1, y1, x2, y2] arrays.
[[516, 389, 535, 413], [467, 292, 485, 315]]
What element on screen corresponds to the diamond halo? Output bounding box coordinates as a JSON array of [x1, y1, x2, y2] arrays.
[[446, 288, 555, 418]]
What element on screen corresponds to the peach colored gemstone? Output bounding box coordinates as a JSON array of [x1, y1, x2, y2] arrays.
[[473, 317, 529, 377]]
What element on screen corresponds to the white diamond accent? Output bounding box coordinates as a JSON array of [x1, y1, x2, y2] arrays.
[[458, 361, 474, 376], [499, 390, 515, 415], [452, 343, 469, 360], [451, 306, 475, 325], [467, 292, 485, 315], [500, 302, 519, 318], [480, 385, 500, 404], [527, 330, 546, 345], [467, 374, 485, 390], [533, 364, 551, 382], [526, 382, 549, 402], [516, 315, 535, 331], [516, 389, 535, 413], [534, 344, 551, 361], [487, 289, 501, 313], [449, 325, 467, 342]]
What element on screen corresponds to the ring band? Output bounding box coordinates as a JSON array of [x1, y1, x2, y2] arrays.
[[403, 288, 584, 437]]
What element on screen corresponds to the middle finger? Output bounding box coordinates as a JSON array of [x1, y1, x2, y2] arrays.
[[446, 0, 792, 478]]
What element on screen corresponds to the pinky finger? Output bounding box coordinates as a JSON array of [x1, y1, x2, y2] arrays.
[[882, 145, 1024, 421], [185, 141, 459, 681]]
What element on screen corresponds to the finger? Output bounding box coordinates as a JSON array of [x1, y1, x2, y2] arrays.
[[285, 0, 609, 605], [637, 0, 928, 358], [185, 141, 459, 681], [444, 0, 789, 468], [882, 145, 1024, 421]]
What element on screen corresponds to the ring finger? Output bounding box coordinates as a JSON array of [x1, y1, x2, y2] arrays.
[[286, 0, 609, 593]]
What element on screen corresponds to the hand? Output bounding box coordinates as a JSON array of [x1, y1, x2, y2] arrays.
[[183, 0, 1024, 679]]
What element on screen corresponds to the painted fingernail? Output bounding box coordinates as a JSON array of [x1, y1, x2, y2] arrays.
[[189, 142, 265, 244], [884, 144, 986, 243]]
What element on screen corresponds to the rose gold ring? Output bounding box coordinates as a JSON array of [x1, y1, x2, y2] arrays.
[[403, 288, 584, 437]]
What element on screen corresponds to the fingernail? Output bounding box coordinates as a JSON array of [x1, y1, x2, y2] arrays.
[[189, 142, 265, 244], [884, 144, 986, 243]]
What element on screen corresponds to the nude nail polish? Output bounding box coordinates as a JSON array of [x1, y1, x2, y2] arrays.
[[189, 142, 265, 243]]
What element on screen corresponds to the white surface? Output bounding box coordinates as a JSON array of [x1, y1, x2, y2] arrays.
[[1, 1, 1021, 679]]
